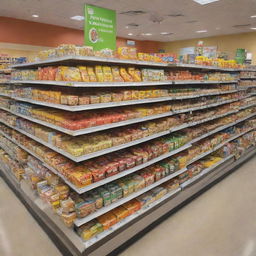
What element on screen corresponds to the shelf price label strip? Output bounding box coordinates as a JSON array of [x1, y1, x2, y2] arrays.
[[9, 79, 238, 87], [0, 89, 240, 112], [0, 98, 240, 136]]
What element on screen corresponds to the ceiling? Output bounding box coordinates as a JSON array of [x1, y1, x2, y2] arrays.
[[1, 0, 256, 42]]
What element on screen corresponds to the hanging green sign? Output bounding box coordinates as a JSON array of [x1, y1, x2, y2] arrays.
[[84, 4, 116, 51]]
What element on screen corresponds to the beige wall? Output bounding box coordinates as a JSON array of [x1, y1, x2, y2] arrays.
[[160, 32, 256, 64], [0, 42, 51, 60]]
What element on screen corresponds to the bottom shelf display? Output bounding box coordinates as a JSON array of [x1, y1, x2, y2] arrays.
[[0, 125, 256, 254]]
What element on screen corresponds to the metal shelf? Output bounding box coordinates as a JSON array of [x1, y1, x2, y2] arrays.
[[11, 55, 169, 68], [10, 79, 238, 87], [187, 128, 254, 165], [74, 167, 187, 227], [0, 98, 239, 136], [240, 77, 256, 79], [0, 89, 240, 112], [11, 55, 241, 71], [181, 155, 234, 189]]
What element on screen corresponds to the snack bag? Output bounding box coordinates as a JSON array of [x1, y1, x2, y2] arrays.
[[111, 66, 124, 82], [102, 66, 113, 82], [128, 67, 142, 82], [117, 47, 129, 59], [128, 48, 137, 60], [87, 67, 97, 82], [59, 67, 82, 82], [120, 68, 133, 82], [95, 65, 104, 82], [78, 66, 90, 82]]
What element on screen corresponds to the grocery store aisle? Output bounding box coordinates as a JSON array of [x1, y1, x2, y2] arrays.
[[0, 178, 62, 256], [1, 156, 256, 256]]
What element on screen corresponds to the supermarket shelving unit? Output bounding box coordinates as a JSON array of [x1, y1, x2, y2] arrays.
[[0, 57, 256, 256]]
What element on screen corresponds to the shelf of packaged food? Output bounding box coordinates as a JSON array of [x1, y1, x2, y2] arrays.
[[180, 154, 235, 189], [0, 107, 241, 163], [240, 77, 256, 80], [0, 69, 11, 73], [0, 98, 240, 136], [187, 128, 254, 165], [0, 90, 240, 112], [249, 92, 256, 96], [9, 79, 238, 87], [74, 167, 187, 227], [239, 103, 256, 110], [54, 143, 191, 194], [0, 126, 189, 194], [83, 186, 181, 248]]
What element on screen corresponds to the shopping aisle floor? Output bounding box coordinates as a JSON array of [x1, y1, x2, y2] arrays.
[[1, 156, 256, 256]]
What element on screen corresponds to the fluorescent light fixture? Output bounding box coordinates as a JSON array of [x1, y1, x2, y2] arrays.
[[32, 14, 39, 18], [128, 33, 133, 36], [196, 30, 207, 33], [160, 32, 169, 35], [70, 15, 84, 21], [251, 15, 256, 18], [250, 27, 256, 30], [193, 0, 219, 5], [142, 33, 152, 36]]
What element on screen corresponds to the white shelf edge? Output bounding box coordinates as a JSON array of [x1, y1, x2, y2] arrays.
[[9, 79, 238, 87], [74, 167, 187, 227]]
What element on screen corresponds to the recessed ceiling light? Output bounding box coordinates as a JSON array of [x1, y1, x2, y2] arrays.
[[160, 32, 169, 35], [125, 26, 129, 29], [251, 15, 256, 18], [196, 30, 207, 33], [32, 14, 39, 18], [141, 33, 152, 36], [250, 27, 256, 30], [128, 33, 133, 36], [70, 15, 84, 21], [193, 0, 219, 5]]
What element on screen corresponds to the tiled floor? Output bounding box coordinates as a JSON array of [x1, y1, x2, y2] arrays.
[[1, 156, 256, 256]]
